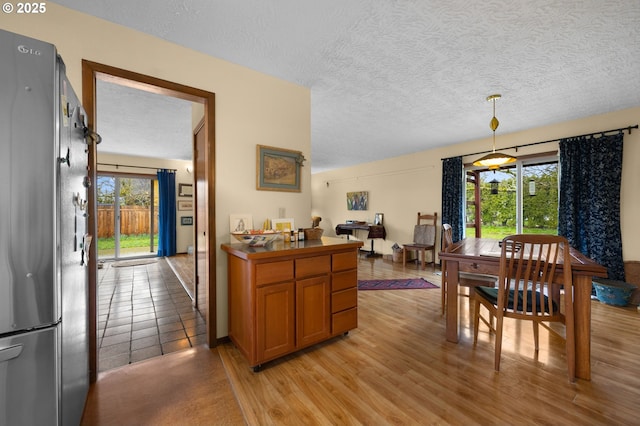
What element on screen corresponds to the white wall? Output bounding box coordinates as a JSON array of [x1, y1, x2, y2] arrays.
[[312, 106, 640, 262], [1, 4, 312, 337], [97, 153, 194, 254]]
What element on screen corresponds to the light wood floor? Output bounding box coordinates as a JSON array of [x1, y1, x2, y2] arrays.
[[83, 256, 640, 425], [166, 253, 195, 298]]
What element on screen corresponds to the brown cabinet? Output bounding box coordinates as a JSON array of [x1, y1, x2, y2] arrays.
[[222, 237, 362, 370]]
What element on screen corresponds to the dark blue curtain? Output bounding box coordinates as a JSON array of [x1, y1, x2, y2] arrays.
[[558, 133, 624, 280], [157, 169, 177, 257], [441, 156, 464, 243]]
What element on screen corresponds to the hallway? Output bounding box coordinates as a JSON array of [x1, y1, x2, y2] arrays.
[[97, 257, 206, 371]]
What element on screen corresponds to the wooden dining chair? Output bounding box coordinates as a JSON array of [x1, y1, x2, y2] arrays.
[[472, 234, 576, 381], [402, 212, 437, 270], [440, 224, 498, 314]]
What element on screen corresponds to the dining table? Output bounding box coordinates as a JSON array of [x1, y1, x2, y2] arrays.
[[439, 237, 607, 380]]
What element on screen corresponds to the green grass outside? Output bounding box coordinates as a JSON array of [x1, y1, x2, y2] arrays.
[[97, 233, 158, 250], [476, 226, 557, 240]]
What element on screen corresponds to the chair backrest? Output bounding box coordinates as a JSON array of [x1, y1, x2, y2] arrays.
[[412, 212, 437, 245], [417, 212, 437, 226], [413, 224, 435, 245], [497, 234, 573, 320], [442, 223, 453, 252]]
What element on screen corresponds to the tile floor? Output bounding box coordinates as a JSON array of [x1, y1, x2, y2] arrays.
[[97, 257, 207, 372]]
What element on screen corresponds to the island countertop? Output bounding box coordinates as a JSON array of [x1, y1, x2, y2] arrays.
[[221, 236, 364, 260], [222, 235, 363, 370]]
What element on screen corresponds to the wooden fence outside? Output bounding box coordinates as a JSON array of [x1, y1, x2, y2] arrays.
[[98, 205, 157, 238]]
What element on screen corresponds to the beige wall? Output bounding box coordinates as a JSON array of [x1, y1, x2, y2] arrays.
[[312, 106, 640, 262], [0, 4, 312, 337]]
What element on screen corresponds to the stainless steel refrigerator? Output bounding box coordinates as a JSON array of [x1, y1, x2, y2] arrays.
[[0, 29, 90, 425]]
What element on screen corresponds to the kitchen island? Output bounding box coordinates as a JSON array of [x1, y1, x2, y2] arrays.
[[222, 237, 363, 371]]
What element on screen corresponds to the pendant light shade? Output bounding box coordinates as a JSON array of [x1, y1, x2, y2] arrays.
[[473, 94, 516, 170]]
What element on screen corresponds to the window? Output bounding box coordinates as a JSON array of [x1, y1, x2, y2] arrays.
[[96, 173, 158, 259], [465, 154, 558, 239]]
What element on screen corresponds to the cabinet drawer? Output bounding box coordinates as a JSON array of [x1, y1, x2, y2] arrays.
[[295, 255, 330, 278], [332, 288, 357, 313], [332, 269, 357, 292], [332, 251, 357, 272], [332, 308, 357, 335], [256, 260, 294, 286]]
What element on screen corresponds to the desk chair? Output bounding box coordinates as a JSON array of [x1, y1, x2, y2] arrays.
[[402, 212, 437, 270], [472, 234, 576, 381], [441, 224, 498, 314]]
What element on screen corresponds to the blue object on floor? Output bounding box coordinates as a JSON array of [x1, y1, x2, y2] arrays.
[[592, 278, 637, 306]]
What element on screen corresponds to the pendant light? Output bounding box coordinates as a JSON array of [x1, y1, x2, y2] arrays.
[[472, 94, 516, 170]]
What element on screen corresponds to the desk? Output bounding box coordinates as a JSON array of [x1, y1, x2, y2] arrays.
[[335, 223, 386, 257], [439, 238, 607, 380]]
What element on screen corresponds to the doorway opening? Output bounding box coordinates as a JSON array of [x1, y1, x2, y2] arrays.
[[82, 60, 216, 382]]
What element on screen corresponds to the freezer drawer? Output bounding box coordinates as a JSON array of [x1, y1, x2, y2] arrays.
[[0, 327, 58, 426]]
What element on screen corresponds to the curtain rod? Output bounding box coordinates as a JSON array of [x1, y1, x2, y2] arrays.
[[441, 124, 638, 161], [97, 162, 177, 172]]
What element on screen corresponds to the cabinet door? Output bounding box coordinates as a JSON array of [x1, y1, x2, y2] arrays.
[[256, 281, 295, 363], [296, 276, 330, 348]]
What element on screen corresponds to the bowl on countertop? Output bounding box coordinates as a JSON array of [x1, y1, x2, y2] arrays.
[[231, 230, 281, 246]]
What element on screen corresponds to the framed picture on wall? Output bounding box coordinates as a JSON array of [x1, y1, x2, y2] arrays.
[[256, 144, 304, 192], [347, 191, 368, 211], [178, 183, 193, 197], [180, 216, 193, 226], [177, 200, 193, 211]]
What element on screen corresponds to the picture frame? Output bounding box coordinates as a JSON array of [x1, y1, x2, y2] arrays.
[[271, 218, 295, 231], [177, 200, 193, 211], [180, 216, 193, 226], [347, 191, 368, 211], [374, 213, 384, 225], [178, 183, 193, 197], [256, 144, 303, 192], [230, 213, 253, 233]]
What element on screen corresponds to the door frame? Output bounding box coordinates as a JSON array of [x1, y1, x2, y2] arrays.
[[82, 60, 216, 383]]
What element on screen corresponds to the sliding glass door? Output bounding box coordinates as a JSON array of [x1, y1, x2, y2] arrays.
[[97, 173, 158, 259], [465, 156, 558, 239]]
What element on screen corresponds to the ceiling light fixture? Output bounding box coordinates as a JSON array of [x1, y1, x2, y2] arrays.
[[472, 94, 516, 170]]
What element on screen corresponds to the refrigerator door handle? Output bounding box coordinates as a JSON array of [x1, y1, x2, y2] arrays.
[[0, 344, 23, 363]]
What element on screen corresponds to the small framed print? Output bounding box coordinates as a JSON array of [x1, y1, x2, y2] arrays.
[[374, 213, 384, 225], [230, 213, 253, 233], [177, 200, 193, 211], [347, 191, 368, 211], [271, 218, 295, 231], [180, 216, 193, 226], [178, 183, 193, 197]]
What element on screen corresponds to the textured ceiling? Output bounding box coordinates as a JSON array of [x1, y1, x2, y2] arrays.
[[54, 0, 640, 172], [96, 79, 194, 162]]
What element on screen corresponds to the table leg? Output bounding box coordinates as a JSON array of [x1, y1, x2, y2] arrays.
[[446, 260, 460, 343], [573, 274, 592, 380], [366, 239, 374, 257]]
